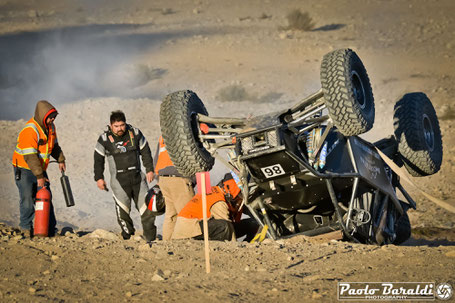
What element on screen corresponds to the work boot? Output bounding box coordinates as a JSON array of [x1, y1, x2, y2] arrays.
[[121, 230, 134, 240], [20, 228, 33, 239]]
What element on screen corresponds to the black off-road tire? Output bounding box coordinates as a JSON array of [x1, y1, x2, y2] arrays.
[[393, 211, 411, 245], [320, 49, 375, 136], [393, 93, 442, 177], [160, 90, 215, 177]]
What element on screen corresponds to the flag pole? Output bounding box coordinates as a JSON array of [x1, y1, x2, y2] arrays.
[[201, 173, 211, 273]]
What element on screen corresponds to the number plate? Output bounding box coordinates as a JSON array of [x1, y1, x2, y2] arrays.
[[260, 164, 285, 178]]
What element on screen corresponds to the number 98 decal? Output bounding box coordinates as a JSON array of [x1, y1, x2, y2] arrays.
[[260, 164, 285, 178]]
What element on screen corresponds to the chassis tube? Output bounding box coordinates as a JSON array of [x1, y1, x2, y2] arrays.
[[197, 114, 246, 125], [369, 189, 381, 238], [296, 118, 329, 134], [290, 101, 326, 123], [345, 177, 360, 232], [396, 182, 417, 209], [257, 198, 278, 240], [246, 204, 266, 230], [310, 121, 333, 162], [290, 89, 324, 114], [199, 134, 232, 139], [205, 127, 242, 133], [325, 179, 357, 242], [245, 203, 276, 240]]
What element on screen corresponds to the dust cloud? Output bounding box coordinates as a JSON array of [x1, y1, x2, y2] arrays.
[[0, 23, 172, 120]]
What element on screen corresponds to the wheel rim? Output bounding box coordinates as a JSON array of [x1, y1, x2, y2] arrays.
[[422, 114, 434, 151], [351, 71, 367, 109], [190, 111, 205, 150]]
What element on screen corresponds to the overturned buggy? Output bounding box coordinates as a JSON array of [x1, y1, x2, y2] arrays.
[[160, 49, 443, 245]]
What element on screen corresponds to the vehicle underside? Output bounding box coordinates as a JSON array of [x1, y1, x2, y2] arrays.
[[159, 49, 443, 245]]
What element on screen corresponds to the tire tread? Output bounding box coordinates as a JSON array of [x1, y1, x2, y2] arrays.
[[393, 93, 442, 177], [160, 90, 214, 176], [320, 49, 375, 136]]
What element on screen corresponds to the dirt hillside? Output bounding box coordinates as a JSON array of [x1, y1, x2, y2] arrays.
[[0, 0, 454, 301]]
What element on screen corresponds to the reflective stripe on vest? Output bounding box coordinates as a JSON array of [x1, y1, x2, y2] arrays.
[[23, 123, 40, 141], [178, 186, 226, 219], [14, 146, 39, 155], [13, 123, 41, 156], [12, 118, 56, 170], [154, 136, 174, 175]]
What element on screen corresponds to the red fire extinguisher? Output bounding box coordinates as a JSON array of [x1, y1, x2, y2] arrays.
[[34, 187, 51, 237]]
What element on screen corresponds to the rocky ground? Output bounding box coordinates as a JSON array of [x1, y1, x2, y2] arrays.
[[1, 223, 455, 302], [0, 0, 454, 301]]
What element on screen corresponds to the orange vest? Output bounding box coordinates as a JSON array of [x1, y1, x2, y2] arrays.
[[154, 136, 174, 175], [178, 186, 227, 219], [12, 118, 57, 171]]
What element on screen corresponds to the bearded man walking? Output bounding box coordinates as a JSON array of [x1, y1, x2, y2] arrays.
[[94, 110, 157, 243]]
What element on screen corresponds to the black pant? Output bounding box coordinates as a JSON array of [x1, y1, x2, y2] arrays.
[[234, 218, 260, 242], [194, 218, 234, 241], [114, 174, 156, 242], [14, 167, 56, 235]]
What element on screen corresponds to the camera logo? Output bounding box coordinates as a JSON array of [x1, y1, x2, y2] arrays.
[[436, 283, 453, 301], [337, 282, 434, 300], [338, 282, 453, 301]]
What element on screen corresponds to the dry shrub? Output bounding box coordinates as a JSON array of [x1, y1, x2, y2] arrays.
[[122, 64, 166, 88], [136, 64, 166, 82], [441, 109, 455, 120], [284, 9, 315, 31], [258, 13, 272, 20], [217, 85, 251, 101], [258, 92, 283, 103], [440, 105, 455, 121], [217, 85, 283, 103], [161, 8, 174, 15]]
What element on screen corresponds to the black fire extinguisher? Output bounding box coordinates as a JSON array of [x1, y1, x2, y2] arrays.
[[60, 171, 75, 207]]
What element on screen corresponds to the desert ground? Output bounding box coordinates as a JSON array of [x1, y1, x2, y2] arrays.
[[0, 0, 454, 302]]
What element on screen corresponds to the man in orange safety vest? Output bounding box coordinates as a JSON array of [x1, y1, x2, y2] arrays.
[[172, 173, 258, 241], [12, 100, 66, 237], [154, 135, 195, 240]]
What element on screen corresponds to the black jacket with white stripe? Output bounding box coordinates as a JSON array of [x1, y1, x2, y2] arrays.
[[94, 124, 153, 182]]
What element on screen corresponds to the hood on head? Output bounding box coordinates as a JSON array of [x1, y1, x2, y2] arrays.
[[34, 100, 57, 129]]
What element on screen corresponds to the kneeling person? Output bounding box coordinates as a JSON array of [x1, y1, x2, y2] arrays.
[[172, 174, 244, 241]]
